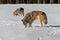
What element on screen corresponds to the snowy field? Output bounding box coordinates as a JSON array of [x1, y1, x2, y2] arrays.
[[0, 4, 60, 40]]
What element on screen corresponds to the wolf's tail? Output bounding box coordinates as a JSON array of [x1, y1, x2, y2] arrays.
[[42, 12, 48, 24]]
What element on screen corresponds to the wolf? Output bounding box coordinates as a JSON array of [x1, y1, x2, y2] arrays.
[[13, 7, 24, 16], [21, 11, 48, 28], [21, 12, 33, 27]]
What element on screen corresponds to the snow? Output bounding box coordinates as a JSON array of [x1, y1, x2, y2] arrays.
[[0, 4, 60, 40]]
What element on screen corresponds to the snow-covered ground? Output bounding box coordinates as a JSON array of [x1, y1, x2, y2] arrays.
[[0, 4, 60, 40]]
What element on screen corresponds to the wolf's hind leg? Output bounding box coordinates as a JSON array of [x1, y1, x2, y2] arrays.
[[37, 16, 43, 28], [43, 20, 46, 27], [40, 20, 43, 28]]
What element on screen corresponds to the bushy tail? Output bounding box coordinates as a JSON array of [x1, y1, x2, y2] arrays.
[[42, 12, 48, 24]]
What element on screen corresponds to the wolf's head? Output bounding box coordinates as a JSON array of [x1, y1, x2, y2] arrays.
[[21, 19, 27, 26]]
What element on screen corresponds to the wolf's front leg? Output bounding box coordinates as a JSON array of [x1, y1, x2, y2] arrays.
[[29, 23, 32, 27], [25, 25, 27, 28], [23, 13, 24, 16]]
